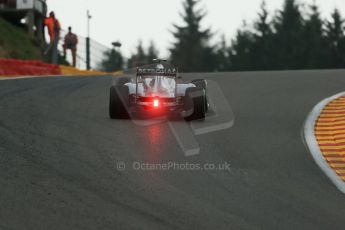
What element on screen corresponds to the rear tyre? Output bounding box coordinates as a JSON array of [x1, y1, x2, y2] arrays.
[[184, 87, 206, 121], [109, 85, 129, 119], [191, 79, 207, 91], [116, 77, 132, 85], [191, 79, 208, 112]]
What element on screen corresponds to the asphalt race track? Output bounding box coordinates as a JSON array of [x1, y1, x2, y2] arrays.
[[1, 70, 345, 230]]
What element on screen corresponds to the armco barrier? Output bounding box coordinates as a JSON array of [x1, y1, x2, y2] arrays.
[[0, 58, 62, 76]]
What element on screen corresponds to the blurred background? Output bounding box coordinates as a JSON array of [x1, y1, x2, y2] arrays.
[[0, 0, 345, 72]]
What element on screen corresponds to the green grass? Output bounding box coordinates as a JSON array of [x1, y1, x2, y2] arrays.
[[0, 17, 42, 60]]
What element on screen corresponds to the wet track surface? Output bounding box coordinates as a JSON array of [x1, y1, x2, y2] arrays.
[[1, 70, 345, 229]]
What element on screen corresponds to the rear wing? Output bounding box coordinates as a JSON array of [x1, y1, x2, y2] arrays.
[[136, 67, 178, 77], [134, 64, 179, 100]]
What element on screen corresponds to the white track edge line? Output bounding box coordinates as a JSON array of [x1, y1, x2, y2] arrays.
[[304, 92, 345, 194], [0, 75, 111, 81], [0, 75, 59, 80]]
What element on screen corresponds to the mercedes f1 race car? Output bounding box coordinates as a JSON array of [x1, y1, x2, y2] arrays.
[[109, 60, 209, 121]]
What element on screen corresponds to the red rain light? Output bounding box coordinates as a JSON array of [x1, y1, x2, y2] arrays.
[[153, 98, 159, 108]]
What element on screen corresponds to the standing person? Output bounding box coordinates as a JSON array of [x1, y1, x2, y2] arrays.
[[63, 27, 78, 67], [44, 11, 61, 64]]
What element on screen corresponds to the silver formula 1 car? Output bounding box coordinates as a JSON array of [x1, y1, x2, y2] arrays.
[[109, 60, 208, 121]]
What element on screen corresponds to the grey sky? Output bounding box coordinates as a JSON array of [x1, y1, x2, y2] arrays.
[[47, 0, 345, 57]]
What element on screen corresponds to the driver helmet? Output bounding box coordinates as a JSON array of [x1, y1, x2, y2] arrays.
[[156, 64, 164, 70]]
